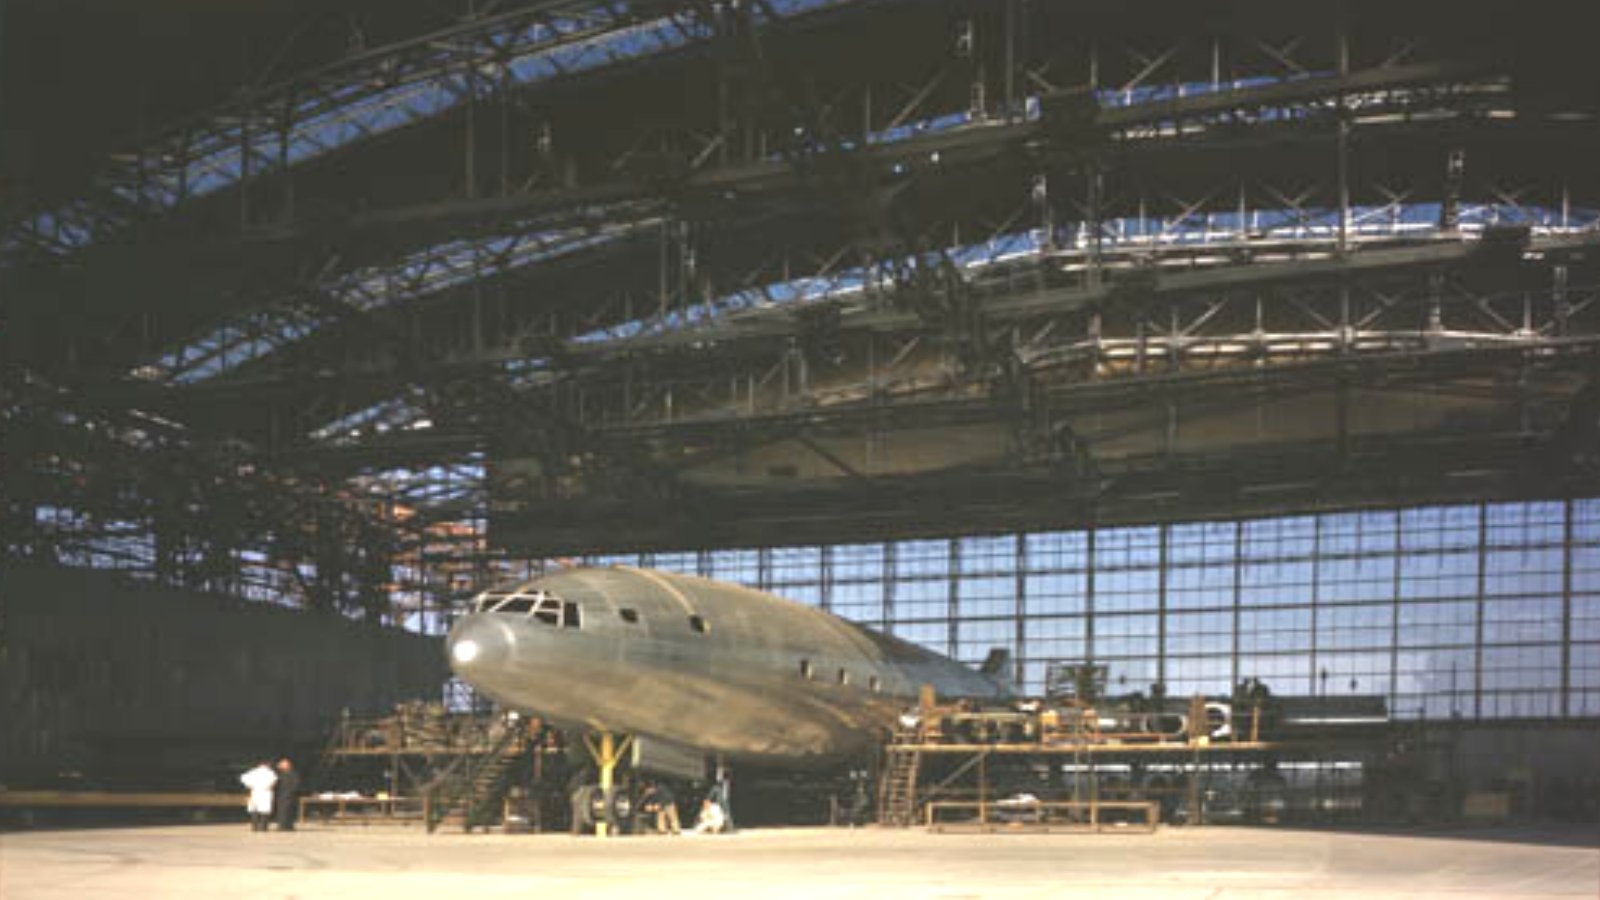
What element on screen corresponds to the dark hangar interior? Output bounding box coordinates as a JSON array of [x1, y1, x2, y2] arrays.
[[2, 0, 1598, 853]]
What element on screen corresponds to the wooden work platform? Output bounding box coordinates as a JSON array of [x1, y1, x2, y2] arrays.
[[898, 740, 1285, 755], [925, 799, 1161, 833], [0, 791, 242, 809], [298, 795, 423, 825]]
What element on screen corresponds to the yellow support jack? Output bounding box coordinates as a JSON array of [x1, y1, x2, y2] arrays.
[[581, 731, 633, 837]]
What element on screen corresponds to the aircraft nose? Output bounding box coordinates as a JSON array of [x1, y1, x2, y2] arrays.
[[446, 615, 514, 677]]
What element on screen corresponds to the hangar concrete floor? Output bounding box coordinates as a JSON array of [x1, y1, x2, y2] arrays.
[[2, 824, 1595, 899]]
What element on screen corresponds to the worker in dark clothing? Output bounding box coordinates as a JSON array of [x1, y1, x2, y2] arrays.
[[569, 782, 594, 835], [639, 780, 681, 835], [272, 758, 301, 831], [846, 778, 871, 827]]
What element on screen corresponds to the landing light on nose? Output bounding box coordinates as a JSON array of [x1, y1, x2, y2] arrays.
[[447, 615, 515, 677]]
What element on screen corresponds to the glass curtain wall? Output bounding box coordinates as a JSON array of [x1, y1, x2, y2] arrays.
[[584, 499, 1600, 720]]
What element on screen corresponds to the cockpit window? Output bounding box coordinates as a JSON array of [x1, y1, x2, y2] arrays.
[[530, 595, 581, 629], [474, 589, 581, 628], [531, 598, 559, 625], [472, 592, 513, 613]]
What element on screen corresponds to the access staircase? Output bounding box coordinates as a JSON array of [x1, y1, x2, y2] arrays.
[[877, 746, 921, 827], [424, 723, 527, 832], [463, 735, 524, 830]]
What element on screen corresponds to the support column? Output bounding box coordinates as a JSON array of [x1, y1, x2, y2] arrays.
[[1390, 510, 1404, 713], [278, 97, 294, 223], [1157, 523, 1169, 687], [1085, 166, 1104, 289], [1002, 0, 1018, 120], [500, 60, 512, 196], [1015, 532, 1028, 688], [1309, 515, 1322, 692], [1474, 502, 1488, 719], [1335, 14, 1351, 252], [1554, 264, 1570, 336], [821, 545, 834, 613], [463, 31, 477, 200], [1085, 525, 1097, 664], [1231, 520, 1244, 688], [239, 116, 252, 229], [947, 538, 961, 658], [1561, 499, 1574, 718]]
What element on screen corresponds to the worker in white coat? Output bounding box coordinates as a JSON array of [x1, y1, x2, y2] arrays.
[[240, 761, 278, 832]]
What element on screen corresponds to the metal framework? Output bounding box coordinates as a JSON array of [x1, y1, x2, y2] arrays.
[[1, 0, 863, 261], [4, 3, 1600, 676]]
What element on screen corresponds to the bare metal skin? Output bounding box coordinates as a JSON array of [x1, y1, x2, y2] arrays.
[[447, 566, 1010, 765]]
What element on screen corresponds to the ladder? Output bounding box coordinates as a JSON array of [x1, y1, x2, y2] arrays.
[[877, 747, 921, 827]]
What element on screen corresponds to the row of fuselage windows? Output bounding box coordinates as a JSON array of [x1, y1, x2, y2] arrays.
[[612, 607, 881, 692], [488, 601, 883, 692], [799, 658, 883, 693], [615, 607, 708, 633]]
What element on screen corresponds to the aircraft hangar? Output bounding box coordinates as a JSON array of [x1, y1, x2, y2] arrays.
[[1, 1, 1597, 897]]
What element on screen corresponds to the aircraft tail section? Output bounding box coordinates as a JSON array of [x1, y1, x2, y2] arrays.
[[978, 647, 1011, 680]]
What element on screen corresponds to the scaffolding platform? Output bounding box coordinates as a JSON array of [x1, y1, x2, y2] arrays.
[[879, 687, 1388, 830], [312, 703, 567, 832]]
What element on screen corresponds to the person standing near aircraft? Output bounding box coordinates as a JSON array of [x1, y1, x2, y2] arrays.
[[272, 758, 300, 831], [240, 761, 277, 832]]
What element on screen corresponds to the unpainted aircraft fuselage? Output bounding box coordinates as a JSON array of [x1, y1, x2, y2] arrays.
[[446, 566, 1010, 765]]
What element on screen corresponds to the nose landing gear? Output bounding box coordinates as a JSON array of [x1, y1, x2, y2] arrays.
[[578, 730, 634, 837]]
